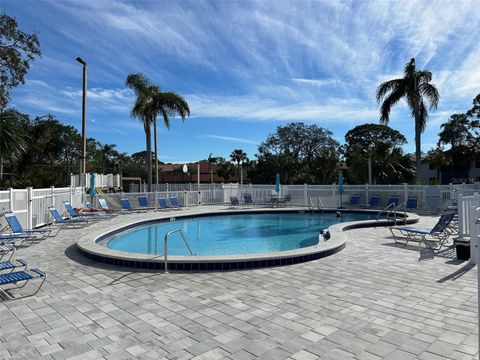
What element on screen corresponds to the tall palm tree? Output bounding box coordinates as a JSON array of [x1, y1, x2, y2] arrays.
[[376, 58, 439, 183], [230, 149, 248, 180], [0, 109, 27, 180], [126, 73, 190, 191], [152, 91, 190, 186]]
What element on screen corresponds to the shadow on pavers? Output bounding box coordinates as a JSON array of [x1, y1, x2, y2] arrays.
[[437, 262, 475, 283], [64, 244, 167, 285]]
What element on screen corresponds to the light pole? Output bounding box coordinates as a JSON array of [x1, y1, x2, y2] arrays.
[[368, 151, 372, 185], [76, 57, 87, 203]]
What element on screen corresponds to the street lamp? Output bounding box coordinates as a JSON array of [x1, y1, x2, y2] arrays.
[[76, 57, 87, 203]]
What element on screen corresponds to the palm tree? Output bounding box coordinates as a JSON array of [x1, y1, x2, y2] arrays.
[[230, 149, 248, 183], [0, 109, 27, 180], [152, 91, 190, 186], [376, 58, 439, 183], [126, 73, 190, 191], [98, 143, 117, 174]]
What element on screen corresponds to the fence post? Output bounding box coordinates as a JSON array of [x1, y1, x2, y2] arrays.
[[303, 184, 307, 206], [51, 186, 55, 207], [365, 184, 369, 206], [469, 205, 479, 265], [9, 188, 14, 212], [332, 183, 336, 208], [69, 184, 73, 205], [403, 183, 408, 205], [166, 183, 169, 199], [27, 187, 33, 230]]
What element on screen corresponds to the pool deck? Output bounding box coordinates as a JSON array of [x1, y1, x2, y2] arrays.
[[0, 206, 478, 359]]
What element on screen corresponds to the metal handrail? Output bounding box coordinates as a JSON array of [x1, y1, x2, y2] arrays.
[[309, 197, 315, 213], [377, 202, 396, 221], [164, 228, 195, 273], [317, 196, 324, 213], [393, 202, 407, 226]]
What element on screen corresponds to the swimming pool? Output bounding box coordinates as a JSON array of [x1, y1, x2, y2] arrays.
[[77, 208, 415, 271], [105, 212, 380, 256]]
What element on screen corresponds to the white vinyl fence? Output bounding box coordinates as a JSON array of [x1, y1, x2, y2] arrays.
[[0, 186, 83, 229], [458, 193, 480, 239], [127, 182, 480, 211], [70, 173, 121, 188]]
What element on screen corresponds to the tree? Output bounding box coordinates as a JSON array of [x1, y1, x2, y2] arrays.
[[0, 109, 28, 180], [217, 161, 236, 183], [152, 90, 190, 185], [425, 148, 449, 183], [0, 13, 41, 111], [376, 58, 439, 183], [230, 149, 248, 180], [125, 73, 189, 191], [343, 124, 414, 184], [97, 143, 118, 174], [207, 153, 222, 184], [255, 122, 340, 184]]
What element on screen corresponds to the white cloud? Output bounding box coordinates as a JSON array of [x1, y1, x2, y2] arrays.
[[202, 134, 259, 145]]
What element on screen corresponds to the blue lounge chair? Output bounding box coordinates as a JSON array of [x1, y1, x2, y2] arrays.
[[158, 198, 170, 210], [120, 198, 146, 212], [406, 198, 418, 211], [138, 196, 156, 210], [3, 212, 54, 239], [0, 244, 15, 261], [244, 194, 254, 207], [390, 213, 455, 249], [368, 196, 380, 208], [278, 194, 293, 207], [387, 196, 400, 207], [0, 234, 34, 248], [345, 195, 360, 207], [0, 268, 46, 301], [64, 201, 106, 220], [170, 196, 181, 209], [48, 206, 90, 227], [0, 259, 27, 273], [229, 196, 240, 208]]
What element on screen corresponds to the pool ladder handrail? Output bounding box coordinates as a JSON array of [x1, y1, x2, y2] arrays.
[[393, 202, 407, 226], [309, 197, 324, 213], [164, 228, 195, 273], [317, 196, 324, 213], [376, 202, 396, 222]]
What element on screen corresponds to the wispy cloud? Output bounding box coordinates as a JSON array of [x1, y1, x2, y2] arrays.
[[202, 134, 259, 145]]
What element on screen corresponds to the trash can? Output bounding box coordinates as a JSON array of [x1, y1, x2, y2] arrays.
[[454, 240, 470, 261]]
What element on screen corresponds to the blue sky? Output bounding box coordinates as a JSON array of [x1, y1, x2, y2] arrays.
[[4, 0, 480, 163]]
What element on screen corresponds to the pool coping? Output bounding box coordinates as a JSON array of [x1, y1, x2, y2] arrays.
[[76, 207, 420, 270]]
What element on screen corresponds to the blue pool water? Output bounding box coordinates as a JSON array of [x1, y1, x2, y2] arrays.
[[105, 212, 379, 256]]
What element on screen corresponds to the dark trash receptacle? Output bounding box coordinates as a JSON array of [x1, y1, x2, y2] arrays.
[[455, 241, 470, 261]]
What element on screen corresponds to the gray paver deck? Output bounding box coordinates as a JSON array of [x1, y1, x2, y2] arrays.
[[0, 207, 478, 359]]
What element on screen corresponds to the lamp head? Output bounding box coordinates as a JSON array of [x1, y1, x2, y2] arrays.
[[76, 57, 87, 66]]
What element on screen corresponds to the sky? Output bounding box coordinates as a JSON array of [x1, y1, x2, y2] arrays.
[[4, 0, 480, 163]]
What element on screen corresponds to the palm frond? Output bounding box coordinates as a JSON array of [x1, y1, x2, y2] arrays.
[[419, 83, 440, 110], [125, 73, 150, 97], [376, 79, 403, 103], [416, 70, 433, 83], [379, 87, 405, 124]]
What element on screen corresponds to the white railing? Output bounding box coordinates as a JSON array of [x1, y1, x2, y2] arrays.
[[127, 182, 457, 211], [0, 186, 84, 229], [70, 173, 121, 188], [458, 193, 480, 239]]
